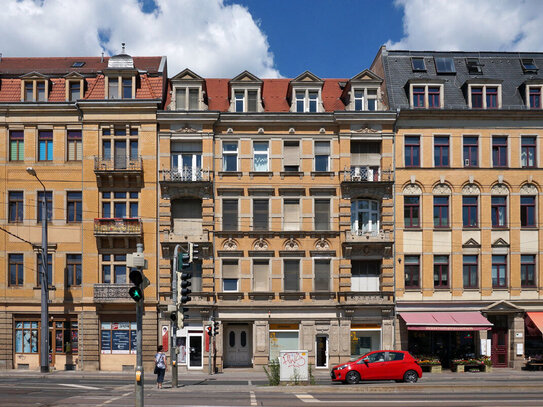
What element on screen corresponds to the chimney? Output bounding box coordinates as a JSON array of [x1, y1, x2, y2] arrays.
[[101, 52, 104, 63], [122, 43, 126, 53], [0, 53, 2, 62]]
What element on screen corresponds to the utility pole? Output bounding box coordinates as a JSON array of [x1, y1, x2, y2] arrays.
[[171, 244, 180, 388], [208, 317, 213, 375], [26, 167, 49, 374]]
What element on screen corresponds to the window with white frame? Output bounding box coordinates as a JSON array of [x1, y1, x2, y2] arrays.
[[233, 88, 259, 112], [409, 84, 443, 108], [171, 141, 202, 179], [353, 88, 378, 111], [253, 259, 269, 291], [468, 84, 501, 109], [222, 141, 238, 171], [314, 141, 330, 171], [253, 141, 269, 171], [107, 76, 134, 99], [222, 259, 239, 292], [175, 87, 200, 110], [294, 89, 319, 112], [351, 199, 380, 235]]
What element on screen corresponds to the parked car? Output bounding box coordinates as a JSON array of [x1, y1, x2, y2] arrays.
[[330, 350, 422, 384]]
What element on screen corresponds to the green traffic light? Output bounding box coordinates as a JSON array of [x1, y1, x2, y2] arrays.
[[129, 286, 143, 302]]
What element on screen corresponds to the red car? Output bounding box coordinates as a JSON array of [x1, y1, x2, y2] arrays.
[[331, 350, 422, 384]]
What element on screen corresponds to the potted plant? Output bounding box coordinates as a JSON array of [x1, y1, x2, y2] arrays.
[[451, 359, 468, 372], [416, 356, 442, 373]]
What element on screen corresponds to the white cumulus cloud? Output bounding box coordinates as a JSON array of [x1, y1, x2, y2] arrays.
[[0, 0, 280, 78], [388, 0, 543, 52]]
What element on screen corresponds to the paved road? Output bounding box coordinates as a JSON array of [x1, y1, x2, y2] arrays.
[[1, 371, 543, 406]]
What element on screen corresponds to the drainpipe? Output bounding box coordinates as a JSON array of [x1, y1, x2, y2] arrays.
[[392, 108, 399, 349]]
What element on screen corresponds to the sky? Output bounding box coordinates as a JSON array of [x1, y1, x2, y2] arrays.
[[0, 0, 542, 79]]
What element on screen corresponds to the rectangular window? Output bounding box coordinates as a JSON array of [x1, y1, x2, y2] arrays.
[[283, 141, 300, 171], [9, 254, 24, 286], [100, 321, 134, 354], [8, 191, 24, 223], [433, 255, 449, 288], [222, 259, 239, 292], [434, 136, 449, 167], [351, 260, 380, 291], [471, 87, 483, 108], [314, 199, 330, 231], [9, 130, 24, 161], [428, 87, 440, 108], [367, 89, 377, 111], [354, 90, 364, 111], [38, 130, 53, 161], [412, 57, 426, 71], [521, 136, 536, 168], [404, 136, 420, 167], [284, 260, 300, 291], [435, 57, 455, 73], [314, 141, 330, 171], [404, 196, 420, 228], [101, 254, 127, 284], [295, 90, 305, 112], [491, 196, 507, 228], [15, 321, 39, 353], [521, 255, 536, 288], [492, 255, 507, 288], [67, 130, 82, 161], [25, 82, 33, 101], [37, 253, 53, 287], [67, 191, 82, 223], [284, 199, 300, 231], [433, 196, 449, 228], [37, 82, 46, 102], [314, 259, 330, 291], [235, 90, 244, 112], [66, 254, 82, 287], [223, 199, 238, 231], [69, 82, 80, 101], [175, 88, 186, 109], [486, 87, 498, 108], [308, 91, 318, 112], [253, 199, 269, 231], [492, 136, 508, 167], [462, 196, 478, 228], [101, 191, 138, 218], [222, 142, 238, 171], [404, 255, 420, 288], [253, 141, 269, 171], [413, 87, 425, 108], [188, 88, 199, 109], [463, 255, 478, 288], [463, 136, 478, 167], [122, 78, 132, 99], [521, 196, 536, 227], [247, 90, 258, 112], [108, 78, 118, 99], [37, 191, 53, 223], [529, 87, 541, 109], [253, 259, 269, 291]]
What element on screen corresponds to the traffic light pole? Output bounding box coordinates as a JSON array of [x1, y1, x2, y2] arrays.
[[171, 244, 180, 388], [135, 243, 144, 407]]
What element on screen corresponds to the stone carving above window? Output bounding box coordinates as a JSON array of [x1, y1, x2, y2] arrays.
[[314, 238, 330, 250], [223, 238, 238, 251], [403, 183, 422, 195], [462, 183, 480, 195], [433, 183, 451, 195], [253, 238, 269, 251], [491, 183, 509, 195], [520, 183, 538, 195], [284, 238, 300, 251]]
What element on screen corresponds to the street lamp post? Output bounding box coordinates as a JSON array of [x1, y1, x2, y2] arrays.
[[26, 167, 49, 373]]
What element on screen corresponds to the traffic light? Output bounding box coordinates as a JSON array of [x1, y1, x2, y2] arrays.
[[213, 320, 219, 336], [180, 271, 192, 304], [189, 243, 199, 263], [169, 311, 177, 323], [178, 251, 191, 271], [206, 326, 212, 337], [128, 269, 144, 302], [178, 307, 189, 329]]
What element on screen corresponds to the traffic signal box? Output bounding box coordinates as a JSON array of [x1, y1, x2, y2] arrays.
[[128, 269, 144, 302]]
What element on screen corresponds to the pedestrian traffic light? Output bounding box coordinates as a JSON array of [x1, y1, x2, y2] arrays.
[[169, 311, 177, 323], [180, 272, 192, 304], [213, 320, 219, 336], [178, 251, 191, 271], [206, 326, 212, 337], [177, 307, 189, 329], [189, 243, 199, 263], [128, 269, 144, 302]]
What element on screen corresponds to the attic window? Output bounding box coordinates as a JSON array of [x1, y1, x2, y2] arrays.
[[71, 62, 85, 68], [411, 57, 426, 72], [466, 58, 483, 74], [435, 57, 456, 74], [521, 59, 538, 73]]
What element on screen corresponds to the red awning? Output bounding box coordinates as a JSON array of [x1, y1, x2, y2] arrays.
[[526, 312, 543, 335], [400, 312, 493, 331]]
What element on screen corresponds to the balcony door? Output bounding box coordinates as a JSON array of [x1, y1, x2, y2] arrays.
[[114, 140, 126, 169], [351, 199, 380, 235], [351, 260, 381, 291], [172, 141, 202, 180]]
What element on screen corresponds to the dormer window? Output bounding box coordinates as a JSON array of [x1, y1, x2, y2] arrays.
[[232, 89, 258, 112], [108, 78, 118, 99], [295, 89, 319, 112], [526, 84, 543, 109], [467, 84, 502, 109], [170, 68, 207, 111], [106, 76, 134, 99], [24, 82, 33, 101], [122, 78, 132, 99], [409, 83, 443, 109], [175, 87, 199, 110], [22, 77, 48, 102], [466, 58, 483, 74], [353, 88, 378, 111], [69, 82, 80, 101], [521, 59, 538, 74], [290, 71, 324, 113]]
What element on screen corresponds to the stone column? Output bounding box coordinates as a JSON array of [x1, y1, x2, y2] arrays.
[[253, 320, 269, 367], [0, 311, 12, 370], [79, 311, 99, 371], [511, 312, 525, 370]]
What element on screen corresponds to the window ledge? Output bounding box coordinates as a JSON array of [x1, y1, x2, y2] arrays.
[[280, 171, 304, 177], [462, 227, 480, 231], [217, 292, 244, 301], [404, 228, 423, 231], [491, 227, 509, 231], [218, 171, 242, 177], [249, 171, 273, 177], [433, 228, 452, 231], [248, 291, 275, 300], [310, 171, 334, 177], [34, 286, 56, 290], [279, 292, 306, 300], [520, 227, 538, 230], [309, 291, 336, 300]]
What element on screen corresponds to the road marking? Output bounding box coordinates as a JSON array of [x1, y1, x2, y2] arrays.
[[96, 391, 131, 407], [295, 395, 543, 404], [59, 383, 101, 390], [250, 390, 257, 406], [248, 380, 252, 385]]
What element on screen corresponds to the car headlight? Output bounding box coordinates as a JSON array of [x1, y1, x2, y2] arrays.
[[336, 364, 349, 370]]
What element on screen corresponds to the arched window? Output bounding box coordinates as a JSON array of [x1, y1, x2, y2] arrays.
[[351, 199, 380, 235]]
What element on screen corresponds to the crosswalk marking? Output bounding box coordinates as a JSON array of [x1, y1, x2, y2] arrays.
[[59, 383, 101, 390], [250, 390, 257, 406]]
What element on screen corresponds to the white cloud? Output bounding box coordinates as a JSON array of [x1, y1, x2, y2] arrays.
[[387, 0, 543, 52], [0, 0, 280, 78]]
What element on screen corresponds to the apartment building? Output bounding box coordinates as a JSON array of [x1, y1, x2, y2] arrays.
[[0, 52, 166, 370], [374, 47, 543, 368], [158, 68, 395, 371]]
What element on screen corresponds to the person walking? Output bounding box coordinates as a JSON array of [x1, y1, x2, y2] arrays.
[[155, 345, 166, 389]]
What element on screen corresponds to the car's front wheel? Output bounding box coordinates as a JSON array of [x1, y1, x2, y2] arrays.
[[403, 370, 418, 383], [345, 370, 360, 384]]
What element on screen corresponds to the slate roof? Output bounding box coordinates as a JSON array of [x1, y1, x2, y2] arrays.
[[380, 49, 543, 110]]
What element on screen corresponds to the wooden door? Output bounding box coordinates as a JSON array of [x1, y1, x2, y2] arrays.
[[491, 328, 508, 367]]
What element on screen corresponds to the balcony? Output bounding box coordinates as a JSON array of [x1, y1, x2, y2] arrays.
[[94, 156, 143, 187], [93, 283, 133, 303], [338, 291, 393, 305], [344, 228, 392, 243], [341, 166, 393, 199], [94, 218, 143, 237], [159, 168, 213, 199]]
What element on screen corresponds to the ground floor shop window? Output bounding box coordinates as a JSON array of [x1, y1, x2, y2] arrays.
[[51, 321, 78, 354], [100, 322, 137, 354], [15, 321, 39, 353], [269, 324, 299, 361], [350, 326, 381, 359], [408, 331, 476, 368]]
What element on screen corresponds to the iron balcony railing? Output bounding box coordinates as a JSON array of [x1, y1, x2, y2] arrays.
[[343, 166, 393, 182], [93, 218, 143, 235], [94, 156, 143, 171], [160, 167, 211, 182]]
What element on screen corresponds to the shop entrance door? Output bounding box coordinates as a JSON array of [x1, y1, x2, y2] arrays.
[[491, 328, 508, 367], [224, 325, 252, 367], [316, 335, 328, 368], [187, 333, 203, 369]]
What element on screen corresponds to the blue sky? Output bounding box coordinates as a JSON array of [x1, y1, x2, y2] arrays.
[[1, 1, 542, 79]]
